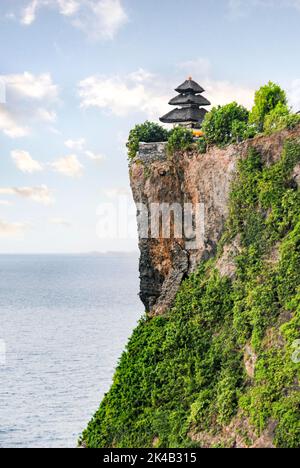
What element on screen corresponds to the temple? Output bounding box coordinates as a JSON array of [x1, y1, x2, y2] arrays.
[[160, 77, 211, 128]]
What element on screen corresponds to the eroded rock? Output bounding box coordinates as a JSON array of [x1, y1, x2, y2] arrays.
[[130, 128, 300, 316], [292, 163, 300, 187], [216, 235, 241, 279], [244, 344, 258, 379]]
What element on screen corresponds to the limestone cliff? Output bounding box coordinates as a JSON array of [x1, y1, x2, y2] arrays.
[[130, 126, 300, 316], [82, 126, 300, 449]]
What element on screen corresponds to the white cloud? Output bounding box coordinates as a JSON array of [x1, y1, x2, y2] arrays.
[[0, 219, 28, 237], [65, 138, 86, 151], [10, 144, 102, 180], [78, 71, 169, 118], [64, 138, 106, 163], [11, 150, 43, 174], [19, 0, 128, 40], [57, 0, 80, 16], [50, 154, 84, 177], [48, 126, 62, 135], [21, 0, 39, 25], [0, 185, 54, 205], [72, 0, 128, 40], [0, 107, 29, 138], [36, 108, 57, 122], [127, 69, 155, 83], [21, 0, 79, 25], [49, 217, 71, 227], [177, 58, 254, 109], [0, 72, 59, 138], [77, 66, 299, 124], [204, 80, 254, 109], [0, 200, 12, 206], [78, 65, 255, 119], [3, 72, 59, 101], [85, 150, 105, 162]]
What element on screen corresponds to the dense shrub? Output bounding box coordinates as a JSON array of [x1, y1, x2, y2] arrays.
[[264, 104, 300, 135], [127, 121, 169, 160], [231, 120, 248, 143], [199, 82, 296, 148], [167, 127, 194, 154], [196, 136, 207, 154], [263, 102, 290, 135], [202, 102, 249, 147], [249, 81, 287, 132]]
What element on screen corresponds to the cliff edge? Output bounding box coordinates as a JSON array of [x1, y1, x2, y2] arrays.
[[81, 126, 300, 448], [130, 126, 300, 317]]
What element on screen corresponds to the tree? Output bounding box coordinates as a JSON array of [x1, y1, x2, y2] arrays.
[[202, 102, 249, 146], [263, 102, 290, 135], [167, 127, 194, 154], [127, 121, 169, 160], [249, 81, 287, 132]]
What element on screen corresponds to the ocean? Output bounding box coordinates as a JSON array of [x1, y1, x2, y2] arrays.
[[0, 254, 143, 448]]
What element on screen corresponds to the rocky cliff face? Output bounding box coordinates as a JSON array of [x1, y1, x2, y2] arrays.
[[130, 126, 300, 316], [83, 126, 300, 449]]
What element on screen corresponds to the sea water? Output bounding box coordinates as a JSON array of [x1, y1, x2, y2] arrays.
[[0, 254, 142, 448]]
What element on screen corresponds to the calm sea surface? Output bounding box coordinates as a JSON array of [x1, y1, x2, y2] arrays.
[[0, 254, 143, 448]]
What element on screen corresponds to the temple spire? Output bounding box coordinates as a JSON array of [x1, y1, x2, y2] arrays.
[[160, 77, 211, 128]]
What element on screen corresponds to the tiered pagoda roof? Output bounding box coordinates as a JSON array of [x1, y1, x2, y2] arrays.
[[175, 80, 204, 94], [160, 77, 211, 127]]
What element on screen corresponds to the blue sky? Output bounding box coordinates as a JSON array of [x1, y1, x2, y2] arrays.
[[1, 0, 300, 253]]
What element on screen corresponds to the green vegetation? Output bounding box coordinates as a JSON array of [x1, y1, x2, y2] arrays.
[[199, 82, 300, 150], [82, 139, 300, 449], [167, 127, 194, 154], [202, 102, 249, 146], [127, 121, 169, 160], [250, 81, 288, 132], [196, 136, 207, 154], [126, 83, 300, 161], [263, 101, 290, 135], [126, 122, 194, 161], [264, 103, 300, 135]]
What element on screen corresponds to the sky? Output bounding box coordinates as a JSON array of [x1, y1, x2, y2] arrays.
[[1, 0, 300, 253]]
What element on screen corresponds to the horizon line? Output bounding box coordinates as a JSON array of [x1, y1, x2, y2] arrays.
[[0, 251, 139, 255]]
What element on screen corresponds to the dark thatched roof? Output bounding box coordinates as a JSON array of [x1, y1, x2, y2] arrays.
[[175, 79, 205, 94], [169, 94, 211, 107], [159, 77, 210, 125], [160, 107, 208, 124]]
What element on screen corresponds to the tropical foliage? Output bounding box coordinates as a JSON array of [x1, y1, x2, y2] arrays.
[[202, 102, 249, 146], [249, 81, 288, 132], [167, 127, 194, 154], [127, 121, 169, 160]]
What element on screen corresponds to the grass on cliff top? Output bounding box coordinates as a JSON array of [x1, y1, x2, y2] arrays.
[[81, 140, 300, 449]]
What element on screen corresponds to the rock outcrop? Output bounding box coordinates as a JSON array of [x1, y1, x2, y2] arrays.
[[130, 126, 300, 315], [83, 125, 300, 449]]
